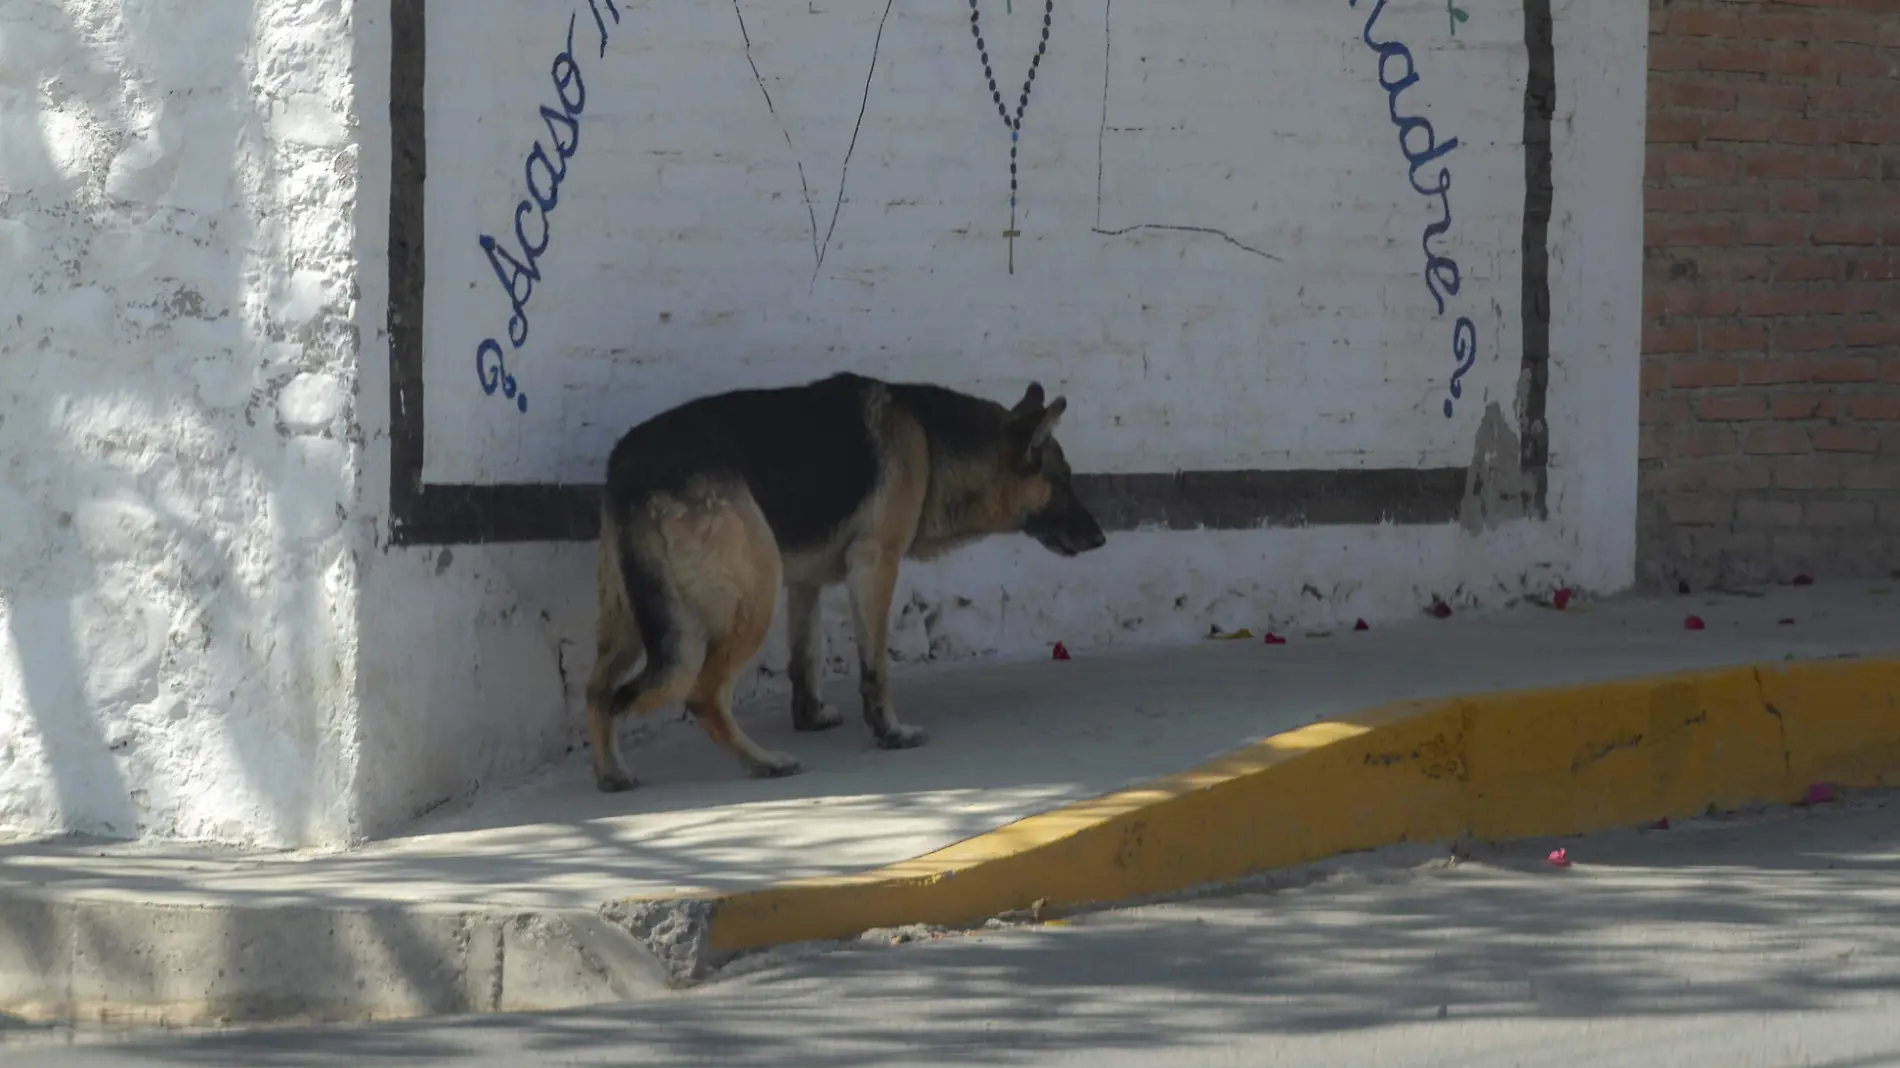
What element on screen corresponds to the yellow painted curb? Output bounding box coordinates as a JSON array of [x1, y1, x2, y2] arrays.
[[668, 655, 1900, 954]]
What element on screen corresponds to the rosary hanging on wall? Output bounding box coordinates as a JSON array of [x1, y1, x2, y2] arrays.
[[969, 0, 1052, 274]]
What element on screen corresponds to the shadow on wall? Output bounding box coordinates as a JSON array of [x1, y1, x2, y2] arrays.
[[0, 0, 359, 848]]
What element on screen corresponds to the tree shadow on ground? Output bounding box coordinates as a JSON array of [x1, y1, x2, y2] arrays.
[[31, 794, 1900, 1067]]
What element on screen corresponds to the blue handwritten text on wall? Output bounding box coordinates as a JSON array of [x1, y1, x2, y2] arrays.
[[475, 0, 621, 413], [1353, 0, 1479, 419]]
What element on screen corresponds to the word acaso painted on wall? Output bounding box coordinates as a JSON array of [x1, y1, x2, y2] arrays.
[[1352, 0, 1478, 419], [474, 0, 621, 413]]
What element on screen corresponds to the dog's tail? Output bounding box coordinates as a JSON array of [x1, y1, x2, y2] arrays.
[[597, 498, 688, 712]]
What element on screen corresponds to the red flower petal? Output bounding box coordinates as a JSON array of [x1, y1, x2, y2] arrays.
[[1547, 848, 1571, 868], [1051, 642, 1071, 661], [1805, 782, 1835, 805], [1431, 601, 1453, 619], [1552, 587, 1573, 610], [1262, 633, 1287, 645], [1353, 618, 1370, 631], [1683, 615, 1706, 631], [1778, 617, 1795, 626], [1791, 573, 1814, 586]]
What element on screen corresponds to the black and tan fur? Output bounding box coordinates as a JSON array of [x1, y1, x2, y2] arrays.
[[585, 372, 1108, 791]]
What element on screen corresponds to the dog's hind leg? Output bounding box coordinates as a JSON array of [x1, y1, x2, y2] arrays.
[[688, 637, 800, 778], [592, 507, 708, 792], [585, 606, 647, 793], [685, 492, 801, 777], [593, 637, 703, 794], [786, 580, 843, 732], [587, 514, 650, 793], [605, 628, 705, 766]]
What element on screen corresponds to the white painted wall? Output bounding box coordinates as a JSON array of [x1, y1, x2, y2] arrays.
[[356, 0, 1644, 835], [0, 0, 366, 845], [2, 0, 1646, 848], [423, 0, 1532, 482]]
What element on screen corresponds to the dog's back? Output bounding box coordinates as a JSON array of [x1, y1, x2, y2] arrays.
[[604, 372, 885, 553]]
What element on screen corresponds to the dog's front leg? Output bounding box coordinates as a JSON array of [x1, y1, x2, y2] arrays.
[[786, 580, 844, 732], [844, 547, 928, 750]]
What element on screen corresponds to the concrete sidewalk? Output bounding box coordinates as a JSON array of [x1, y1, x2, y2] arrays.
[[14, 794, 1900, 1066], [3, 581, 1899, 1027]]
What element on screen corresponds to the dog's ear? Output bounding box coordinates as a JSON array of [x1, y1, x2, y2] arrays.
[[1011, 381, 1046, 417], [1013, 395, 1067, 457]]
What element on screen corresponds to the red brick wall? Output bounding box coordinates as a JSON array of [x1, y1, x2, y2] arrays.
[[1639, 0, 1900, 586]]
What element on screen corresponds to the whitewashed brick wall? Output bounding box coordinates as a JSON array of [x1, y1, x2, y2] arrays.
[[1, 0, 1647, 847], [423, 0, 1536, 483]]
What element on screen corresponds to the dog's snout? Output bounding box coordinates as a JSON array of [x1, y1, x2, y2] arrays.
[[1060, 509, 1108, 555]]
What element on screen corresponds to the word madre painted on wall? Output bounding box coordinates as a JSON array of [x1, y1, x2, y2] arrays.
[[473, 0, 623, 414], [1352, 0, 1479, 420]]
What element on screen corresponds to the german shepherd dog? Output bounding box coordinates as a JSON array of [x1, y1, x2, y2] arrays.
[[585, 372, 1108, 791]]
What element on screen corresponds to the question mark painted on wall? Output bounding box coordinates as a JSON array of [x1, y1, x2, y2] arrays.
[[477, 337, 530, 412], [1442, 316, 1477, 419]]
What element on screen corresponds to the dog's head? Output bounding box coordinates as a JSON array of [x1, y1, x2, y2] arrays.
[[1001, 383, 1108, 558]]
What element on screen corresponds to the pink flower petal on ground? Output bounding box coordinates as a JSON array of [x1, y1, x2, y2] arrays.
[[1805, 782, 1836, 805], [1262, 633, 1288, 645], [1683, 615, 1706, 631], [1051, 642, 1071, 661], [1353, 618, 1370, 631], [1547, 848, 1571, 868], [1553, 588, 1573, 610]]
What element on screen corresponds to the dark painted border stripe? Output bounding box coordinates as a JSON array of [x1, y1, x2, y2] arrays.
[[1520, 0, 1554, 519], [384, 0, 1552, 547], [389, 469, 1469, 546], [1078, 468, 1469, 531], [388, 0, 428, 540]]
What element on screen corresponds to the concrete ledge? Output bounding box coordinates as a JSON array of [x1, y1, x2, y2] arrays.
[[692, 655, 1900, 955], [0, 899, 670, 1029]]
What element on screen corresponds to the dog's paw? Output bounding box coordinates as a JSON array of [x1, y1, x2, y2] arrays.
[[748, 751, 803, 778], [595, 770, 638, 793], [792, 701, 845, 732], [874, 724, 930, 750]]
